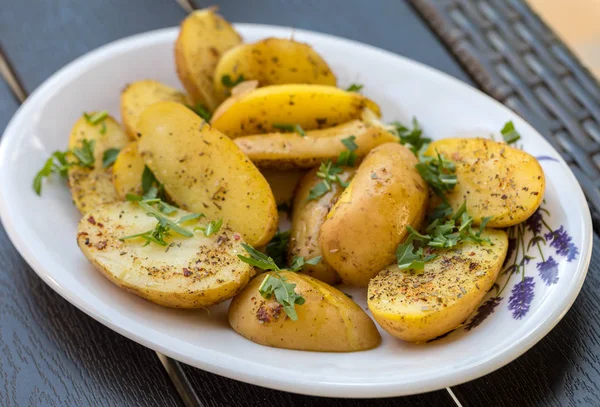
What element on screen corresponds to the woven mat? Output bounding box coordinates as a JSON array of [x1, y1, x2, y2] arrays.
[[410, 0, 600, 229]]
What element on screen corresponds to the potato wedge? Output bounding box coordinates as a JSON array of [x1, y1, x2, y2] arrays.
[[234, 117, 397, 170], [229, 271, 381, 351], [426, 138, 545, 227], [211, 84, 381, 138], [213, 38, 336, 103], [137, 102, 278, 247], [68, 114, 129, 213], [368, 229, 508, 342], [121, 80, 189, 139], [288, 167, 356, 284], [175, 8, 242, 110], [261, 169, 305, 206], [320, 143, 428, 287], [77, 201, 254, 308], [112, 142, 145, 199]]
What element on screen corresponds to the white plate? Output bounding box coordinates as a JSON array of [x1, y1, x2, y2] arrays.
[[0, 25, 593, 398]]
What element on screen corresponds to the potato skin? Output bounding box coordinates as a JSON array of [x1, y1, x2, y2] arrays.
[[234, 118, 397, 170], [137, 102, 278, 247], [261, 169, 305, 206], [68, 115, 129, 214], [368, 229, 508, 342], [320, 143, 429, 287], [211, 84, 381, 138], [213, 38, 336, 104], [112, 142, 145, 199], [426, 138, 545, 227], [288, 167, 356, 284], [229, 271, 381, 352], [77, 202, 254, 308], [121, 80, 189, 140], [175, 8, 242, 110]]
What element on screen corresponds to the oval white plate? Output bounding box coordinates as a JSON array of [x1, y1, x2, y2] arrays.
[[0, 25, 593, 398]]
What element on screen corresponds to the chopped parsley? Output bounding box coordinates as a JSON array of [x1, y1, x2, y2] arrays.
[[238, 243, 321, 321], [389, 118, 431, 155], [83, 111, 109, 134], [195, 218, 223, 237], [102, 148, 120, 168], [346, 83, 364, 92], [71, 139, 95, 168], [415, 150, 457, 199], [265, 230, 291, 269], [307, 136, 358, 201], [500, 120, 521, 144], [272, 123, 305, 137], [221, 74, 245, 88], [188, 103, 212, 122]]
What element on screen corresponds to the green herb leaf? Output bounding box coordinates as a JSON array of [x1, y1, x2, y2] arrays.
[[391, 117, 431, 155], [266, 230, 290, 269], [273, 123, 305, 137], [71, 139, 95, 168], [307, 181, 330, 201], [83, 111, 108, 125], [415, 150, 457, 198], [33, 156, 56, 196], [141, 166, 157, 195], [188, 103, 212, 122], [221, 74, 245, 88], [238, 243, 280, 271], [500, 121, 521, 144], [346, 83, 364, 92], [196, 218, 223, 237], [258, 274, 304, 321], [341, 135, 358, 151], [178, 213, 204, 224], [289, 255, 322, 272], [102, 148, 120, 168]]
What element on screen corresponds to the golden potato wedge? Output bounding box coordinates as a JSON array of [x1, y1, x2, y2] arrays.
[[288, 167, 356, 284], [211, 84, 381, 138], [137, 102, 278, 247], [368, 228, 508, 342], [213, 38, 336, 103], [261, 169, 305, 206], [68, 114, 129, 213], [426, 138, 545, 227], [77, 201, 254, 308], [121, 80, 189, 139], [112, 142, 145, 199], [234, 117, 397, 170], [229, 271, 381, 351], [175, 8, 242, 110], [320, 143, 429, 287]]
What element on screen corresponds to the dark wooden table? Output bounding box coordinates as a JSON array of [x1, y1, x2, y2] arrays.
[[1, 1, 599, 406]]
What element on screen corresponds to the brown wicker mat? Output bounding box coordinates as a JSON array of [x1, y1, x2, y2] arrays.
[[410, 0, 600, 228]]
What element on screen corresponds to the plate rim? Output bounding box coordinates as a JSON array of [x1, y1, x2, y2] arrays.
[[0, 24, 593, 398]]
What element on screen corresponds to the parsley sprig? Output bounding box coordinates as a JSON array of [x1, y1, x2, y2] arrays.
[[415, 150, 457, 199], [500, 120, 521, 144], [396, 202, 492, 273], [389, 118, 430, 155], [238, 243, 321, 321], [346, 83, 364, 92], [307, 135, 358, 201], [272, 123, 306, 137], [265, 230, 290, 269]]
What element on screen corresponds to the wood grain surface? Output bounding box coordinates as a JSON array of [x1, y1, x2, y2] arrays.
[[0, 0, 598, 406]]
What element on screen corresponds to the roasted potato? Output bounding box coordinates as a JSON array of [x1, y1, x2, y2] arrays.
[[320, 143, 428, 287], [121, 80, 189, 139], [77, 201, 255, 308], [425, 138, 544, 228], [288, 167, 356, 284], [368, 228, 508, 342], [261, 169, 305, 206], [211, 84, 381, 138], [137, 102, 278, 247], [234, 113, 397, 170], [68, 114, 129, 213], [229, 271, 381, 351], [175, 8, 242, 110], [112, 142, 145, 199], [213, 38, 336, 103]]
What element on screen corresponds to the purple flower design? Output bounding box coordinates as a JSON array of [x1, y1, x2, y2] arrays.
[[545, 226, 579, 262], [508, 277, 535, 319], [464, 297, 503, 331], [536, 256, 559, 286], [525, 210, 543, 235], [504, 238, 517, 266]]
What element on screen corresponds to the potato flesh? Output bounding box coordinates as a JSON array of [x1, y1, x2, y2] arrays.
[[228, 271, 381, 352], [368, 229, 508, 342], [175, 9, 242, 110], [426, 138, 545, 227], [68, 115, 129, 214], [261, 169, 305, 206], [121, 80, 189, 140], [112, 142, 145, 199], [320, 143, 429, 287], [213, 38, 337, 104], [210, 84, 381, 138], [288, 167, 355, 284], [77, 202, 254, 308], [137, 101, 278, 247], [234, 119, 397, 170]]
